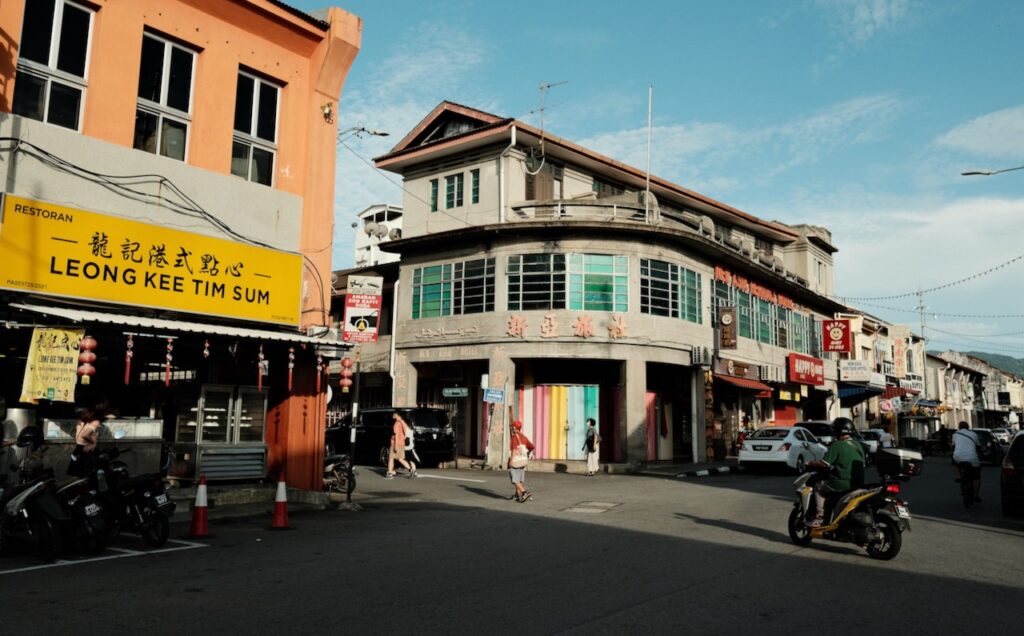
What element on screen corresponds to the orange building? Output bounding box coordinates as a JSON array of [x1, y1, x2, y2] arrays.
[[0, 0, 360, 490]]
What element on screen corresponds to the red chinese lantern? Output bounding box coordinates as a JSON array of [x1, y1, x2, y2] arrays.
[[340, 367, 354, 393], [78, 335, 98, 385]]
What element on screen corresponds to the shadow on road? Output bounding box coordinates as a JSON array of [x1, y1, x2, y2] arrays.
[[674, 511, 789, 545], [460, 485, 511, 500]]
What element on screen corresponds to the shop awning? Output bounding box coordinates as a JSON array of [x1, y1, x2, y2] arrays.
[[715, 375, 772, 392], [838, 383, 884, 400], [12, 302, 349, 347], [882, 386, 910, 400]]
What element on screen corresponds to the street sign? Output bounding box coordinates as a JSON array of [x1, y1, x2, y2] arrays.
[[342, 275, 384, 343], [442, 387, 469, 398], [483, 388, 505, 404]]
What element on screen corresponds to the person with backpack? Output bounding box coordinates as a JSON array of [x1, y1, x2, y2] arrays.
[[583, 417, 600, 476], [385, 411, 417, 479], [507, 420, 535, 502]]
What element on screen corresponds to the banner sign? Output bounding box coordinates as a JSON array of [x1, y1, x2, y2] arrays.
[[787, 353, 824, 385], [839, 359, 872, 382], [890, 325, 910, 379], [718, 305, 738, 349], [0, 194, 302, 325], [342, 275, 384, 343], [20, 327, 84, 403], [822, 319, 852, 353], [714, 266, 794, 309]]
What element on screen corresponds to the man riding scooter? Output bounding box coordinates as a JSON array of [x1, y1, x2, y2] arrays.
[[806, 417, 866, 527]]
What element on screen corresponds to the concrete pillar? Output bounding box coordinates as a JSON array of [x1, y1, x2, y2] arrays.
[[693, 369, 707, 462], [392, 351, 418, 407], [484, 348, 515, 469], [623, 357, 647, 467]]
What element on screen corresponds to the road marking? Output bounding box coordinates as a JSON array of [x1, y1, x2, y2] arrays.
[[414, 474, 488, 483], [564, 501, 622, 514], [0, 539, 207, 574]]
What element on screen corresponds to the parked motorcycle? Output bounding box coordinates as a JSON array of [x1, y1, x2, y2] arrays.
[[89, 445, 176, 547], [0, 429, 68, 560], [323, 452, 356, 502], [787, 448, 922, 560]]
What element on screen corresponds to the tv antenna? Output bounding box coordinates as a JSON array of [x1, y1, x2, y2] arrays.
[[526, 80, 567, 175]]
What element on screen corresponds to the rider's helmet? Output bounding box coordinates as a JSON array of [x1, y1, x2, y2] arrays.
[[15, 426, 43, 450], [832, 417, 856, 437]]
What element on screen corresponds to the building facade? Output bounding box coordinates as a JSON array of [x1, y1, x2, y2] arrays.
[[360, 102, 845, 469], [0, 0, 360, 490]]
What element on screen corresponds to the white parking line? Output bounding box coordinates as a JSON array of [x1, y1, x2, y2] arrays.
[[414, 474, 488, 483], [0, 539, 207, 574]]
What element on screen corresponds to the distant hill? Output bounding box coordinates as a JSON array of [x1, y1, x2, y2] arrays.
[[961, 351, 1024, 377]]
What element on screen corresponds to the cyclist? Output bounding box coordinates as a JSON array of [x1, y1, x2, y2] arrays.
[[951, 421, 981, 504]]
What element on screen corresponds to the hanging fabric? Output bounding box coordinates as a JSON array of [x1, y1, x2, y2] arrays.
[[257, 344, 265, 391], [164, 338, 174, 387]]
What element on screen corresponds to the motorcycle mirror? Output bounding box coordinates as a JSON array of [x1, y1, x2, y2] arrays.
[[113, 429, 127, 440]]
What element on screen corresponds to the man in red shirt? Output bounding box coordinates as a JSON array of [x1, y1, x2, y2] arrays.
[[508, 420, 535, 502]]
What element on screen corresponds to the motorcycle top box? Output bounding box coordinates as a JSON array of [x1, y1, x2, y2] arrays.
[[876, 448, 923, 480]]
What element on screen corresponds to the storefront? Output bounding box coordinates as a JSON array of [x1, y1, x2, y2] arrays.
[[0, 194, 346, 489], [712, 356, 772, 458], [774, 353, 830, 424]]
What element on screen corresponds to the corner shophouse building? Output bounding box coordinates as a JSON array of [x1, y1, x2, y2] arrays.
[[361, 102, 844, 470], [0, 0, 360, 490]]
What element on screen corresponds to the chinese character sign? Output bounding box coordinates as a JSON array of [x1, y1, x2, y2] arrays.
[[20, 327, 84, 403], [822, 319, 852, 353], [0, 194, 302, 325]]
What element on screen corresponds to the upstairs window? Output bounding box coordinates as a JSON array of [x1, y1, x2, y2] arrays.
[[430, 179, 438, 212], [568, 254, 628, 312], [232, 70, 280, 186], [507, 254, 566, 311], [471, 169, 480, 204], [12, 0, 93, 131], [445, 173, 464, 209], [133, 32, 195, 161], [641, 259, 702, 324]]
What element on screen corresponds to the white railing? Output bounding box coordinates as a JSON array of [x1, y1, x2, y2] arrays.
[[510, 201, 662, 225]]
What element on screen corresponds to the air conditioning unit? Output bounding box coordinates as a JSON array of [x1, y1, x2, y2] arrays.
[[739, 238, 755, 256], [759, 365, 784, 383], [691, 346, 710, 367]]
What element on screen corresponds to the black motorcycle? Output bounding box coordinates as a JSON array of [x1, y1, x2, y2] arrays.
[[4, 426, 107, 558], [90, 446, 176, 547], [323, 452, 356, 503], [0, 430, 69, 560]]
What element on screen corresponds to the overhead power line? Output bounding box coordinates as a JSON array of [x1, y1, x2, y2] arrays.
[[837, 252, 1024, 301]]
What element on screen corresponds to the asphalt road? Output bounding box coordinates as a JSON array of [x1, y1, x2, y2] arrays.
[[1, 456, 1020, 635]]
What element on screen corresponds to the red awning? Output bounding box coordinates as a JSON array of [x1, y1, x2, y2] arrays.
[[715, 375, 773, 392], [882, 386, 909, 400]]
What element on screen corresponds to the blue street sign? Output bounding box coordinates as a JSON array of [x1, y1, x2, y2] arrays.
[[483, 388, 505, 404]]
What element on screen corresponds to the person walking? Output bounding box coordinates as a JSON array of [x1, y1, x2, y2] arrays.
[[583, 417, 600, 476], [68, 408, 103, 477], [508, 420, 535, 502], [386, 411, 417, 479]]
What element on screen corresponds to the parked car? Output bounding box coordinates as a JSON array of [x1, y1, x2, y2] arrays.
[[797, 421, 836, 446], [325, 407, 455, 468], [990, 428, 1012, 445], [1001, 431, 1024, 517], [738, 426, 827, 473], [972, 429, 1003, 465], [859, 430, 882, 455]]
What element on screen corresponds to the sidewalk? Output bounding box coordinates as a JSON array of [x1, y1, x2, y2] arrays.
[[634, 458, 743, 479]]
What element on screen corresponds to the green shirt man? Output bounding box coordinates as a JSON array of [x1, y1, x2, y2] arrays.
[[822, 438, 866, 491]]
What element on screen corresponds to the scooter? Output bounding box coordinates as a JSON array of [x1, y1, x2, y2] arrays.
[[89, 443, 176, 547], [787, 468, 911, 560], [0, 430, 68, 561], [323, 452, 356, 502]]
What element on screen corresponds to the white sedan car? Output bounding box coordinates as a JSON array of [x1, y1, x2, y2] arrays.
[[739, 426, 828, 473]]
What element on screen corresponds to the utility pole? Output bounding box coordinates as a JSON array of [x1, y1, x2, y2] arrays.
[[916, 288, 927, 402]]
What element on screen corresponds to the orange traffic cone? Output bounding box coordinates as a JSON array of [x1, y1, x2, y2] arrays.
[[188, 475, 209, 538], [270, 471, 290, 530]]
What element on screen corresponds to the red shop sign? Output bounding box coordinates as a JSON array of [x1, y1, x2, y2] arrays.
[[822, 319, 852, 353], [788, 353, 824, 385]]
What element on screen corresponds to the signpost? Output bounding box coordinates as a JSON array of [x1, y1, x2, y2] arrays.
[[483, 388, 505, 404], [342, 275, 384, 343]]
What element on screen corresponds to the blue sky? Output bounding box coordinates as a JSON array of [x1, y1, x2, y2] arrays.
[[294, 0, 1024, 358]]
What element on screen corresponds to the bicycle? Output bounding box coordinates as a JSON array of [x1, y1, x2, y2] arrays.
[[958, 461, 978, 508]]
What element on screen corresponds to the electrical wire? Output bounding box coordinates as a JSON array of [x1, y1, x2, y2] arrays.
[[836, 252, 1024, 301], [847, 299, 1024, 320]]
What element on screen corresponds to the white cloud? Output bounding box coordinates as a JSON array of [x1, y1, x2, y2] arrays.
[[331, 21, 494, 269], [935, 104, 1024, 160], [814, 0, 912, 46], [578, 94, 903, 196]]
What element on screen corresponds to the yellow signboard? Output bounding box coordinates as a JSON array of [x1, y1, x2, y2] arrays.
[[0, 194, 301, 325], [20, 327, 84, 403]]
